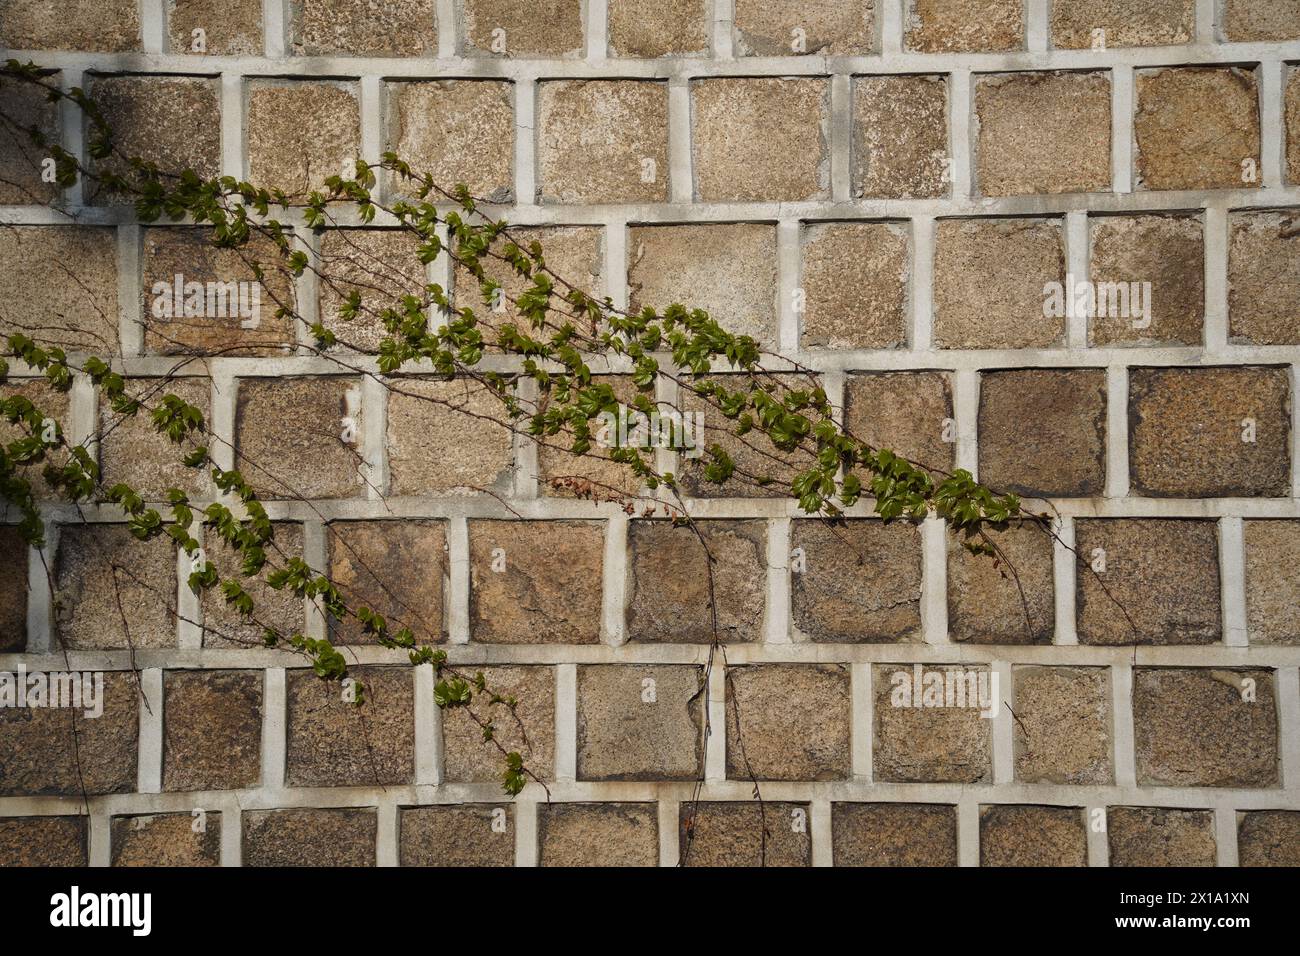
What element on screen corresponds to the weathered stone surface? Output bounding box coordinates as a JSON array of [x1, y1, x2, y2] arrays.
[[54, 524, 177, 649], [734, 0, 874, 55], [537, 81, 669, 204], [1135, 68, 1260, 191], [608, 0, 710, 57], [291, 0, 436, 55], [168, 0, 263, 55], [235, 376, 364, 500], [692, 78, 828, 202], [387, 377, 515, 496], [247, 80, 361, 199], [0, 74, 59, 204], [1134, 668, 1278, 787], [242, 808, 376, 866], [1107, 807, 1216, 867], [679, 802, 811, 866], [1228, 211, 1300, 345], [933, 217, 1066, 348], [0, 0, 140, 51], [461, 0, 584, 57], [975, 72, 1111, 196], [1289, 71, 1300, 184], [1051, 0, 1194, 48], [904, 0, 1023, 52], [0, 816, 87, 866], [538, 374, 646, 500], [0, 671, 138, 795], [399, 805, 514, 866], [317, 228, 427, 353], [99, 377, 211, 499], [801, 221, 908, 349], [980, 805, 1087, 866], [1090, 214, 1205, 346], [843, 371, 955, 473], [286, 666, 414, 787], [1075, 519, 1221, 645], [576, 665, 703, 781], [442, 666, 554, 783], [1223, 0, 1300, 40], [203, 523, 305, 649], [0, 526, 27, 651], [1238, 810, 1300, 866], [538, 803, 659, 866], [469, 519, 604, 644], [1244, 520, 1300, 644], [873, 664, 992, 783], [626, 520, 766, 644], [112, 812, 221, 866], [1129, 366, 1291, 497], [852, 75, 948, 199], [790, 519, 923, 643], [387, 80, 514, 203], [947, 522, 1055, 645], [628, 223, 778, 347], [0, 226, 120, 354], [1013, 666, 1112, 784], [832, 803, 957, 866], [328, 519, 447, 645], [978, 368, 1107, 497], [0, 378, 71, 498], [163, 670, 262, 791], [727, 665, 851, 781]]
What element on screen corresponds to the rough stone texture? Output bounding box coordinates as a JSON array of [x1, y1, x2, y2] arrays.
[[442, 665, 554, 783], [460, 0, 584, 57], [399, 805, 515, 866], [163, 670, 262, 791], [0, 816, 87, 866], [202, 523, 305, 648], [734, 0, 874, 56], [538, 374, 646, 500], [112, 812, 221, 866], [975, 72, 1111, 197], [328, 519, 448, 645], [99, 377, 212, 499], [1129, 366, 1291, 498], [1134, 668, 1278, 787], [85, 75, 221, 205], [0, 74, 59, 204], [679, 802, 812, 867], [0, 526, 27, 651], [873, 664, 992, 783], [1013, 666, 1112, 784], [1089, 214, 1205, 346], [0, 378, 71, 498], [54, 524, 177, 649], [469, 519, 604, 644], [242, 808, 376, 866], [608, 0, 710, 57], [0, 226, 120, 355], [832, 803, 957, 866], [904, 0, 1023, 52], [168, 0, 263, 55], [628, 223, 778, 347], [1289, 71, 1300, 184], [387, 81, 514, 203], [1238, 811, 1300, 866], [980, 805, 1088, 866], [141, 227, 297, 356], [386, 377, 515, 496], [1223, 0, 1300, 41], [1107, 807, 1216, 867], [933, 218, 1066, 349], [852, 75, 949, 199], [947, 522, 1056, 645], [790, 519, 923, 643], [291, 0, 436, 56], [235, 376, 364, 500], [800, 221, 908, 349], [1051, 0, 1194, 48], [626, 520, 766, 644], [0, 0, 140, 51], [978, 368, 1107, 497], [537, 81, 669, 204], [538, 803, 659, 866], [691, 78, 828, 202], [0, 671, 138, 795], [843, 371, 955, 474], [317, 228, 427, 353], [1244, 521, 1300, 645], [1228, 211, 1300, 345], [286, 665, 414, 787], [1135, 68, 1261, 191], [576, 665, 704, 781], [247, 80, 361, 199], [727, 664, 851, 781], [1075, 519, 1221, 645]]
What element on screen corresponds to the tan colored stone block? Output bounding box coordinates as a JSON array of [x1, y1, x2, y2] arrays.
[[576, 664, 704, 781], [679, 802, 811, 866], [0, 226, 120, 355], [317, 228, 427, 353], [1223, 0, 1300, 40], [461, 0, 585, 57], [1051, 0, 1194, 48], [291, 0, 436, 55], [538, 374, 646, 501], [734, 0, 874, 55], [0, 378, 72, 498], [980, 805, 1087, 866], [801, 221, 908, 349], [1013, 666, 1111, 784], [112, 813, 221, 866], [99, 377, 211, 499], [539, 803, 659, 866], [873, 664, 992, 783], [1238, 810, 1300, 866], [0, 0, 140, 52], [0, 816, 87, 866], [843, 371, 954, 474], [1089, 214, 1204, 346], [327, 519, 447, 645], [904, 0, 1023, 52], [0, 526, 27, 652], [1244, 520, 1300, 644], [242, 808, 376, 866], [1228, 211, 1300, 345], [1107, 807, 1216, 866], [726, 664, 851, 781], [163, 670, 262, 791], [608, 0, 710, 57], [168, 0, 263, 55], [0, 74, 59, 204], [247, 80, 361, 199], [386, 377, 514, 496], [399, 805, 515, 866], [947, 522, 1055, 645], [852, 75, 949, 200], [1135, 67, 1260, 191], [202, 523, 306, 649], [54, 524, 177, 649], [442, 665, 554, 784], [832, 803, 957, 867]]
